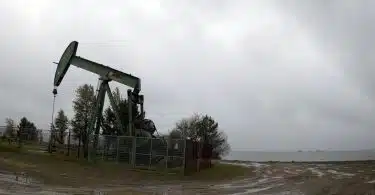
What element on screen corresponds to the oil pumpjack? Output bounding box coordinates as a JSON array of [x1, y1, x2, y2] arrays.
[[52, 41, 163, 163]]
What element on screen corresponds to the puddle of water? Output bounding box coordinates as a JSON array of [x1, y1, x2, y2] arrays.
[[284, 169, 298, 175], [44, 186, 161, 195], [0, 172, 36, 185], [214, 179, 268, 189], [251, 162, 269, 168], [264, 190, 305, 195], [0, 171, 50, 195], [220, 162, 268, 169], [213, 176, 285, 190], [0, 172, 113, 195], [306, 168, 324, 177], [327, 170, 355, 177], [0, 172, 180, 195], [229, 183, 285, 195], [0, 170, 167, 195], [40, 188, 153, 195], [39, 191, 70, 195]]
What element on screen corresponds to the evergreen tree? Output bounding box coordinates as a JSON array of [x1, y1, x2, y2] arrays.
[[18, 117, 38, 141], [54, 109, 69, 144]]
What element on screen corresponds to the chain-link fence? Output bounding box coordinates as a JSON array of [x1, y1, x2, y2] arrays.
[[0, 126, 212, 175], [87, 135, 187, 173]]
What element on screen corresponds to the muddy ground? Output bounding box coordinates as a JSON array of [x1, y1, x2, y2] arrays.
[[2, 161, 375, 194], [214, 161, 375, 195]]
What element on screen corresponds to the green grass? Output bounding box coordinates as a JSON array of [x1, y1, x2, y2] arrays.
[[0, 143, 23, 153], [0, 143, 253, 186]]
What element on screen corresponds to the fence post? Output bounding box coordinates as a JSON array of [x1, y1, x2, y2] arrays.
[[197, 141, 201, 172], [88, 135, 91, 162], [149, 138, 153, 169], [165, 138, 169, 170], [182, 138, 187, 176], [67, 129, 71, 156], [101, 135, 104, 161], [128, 137, 132, 164], [132, 136, 136, 168], [116, 136, 120, 163], [18, 131, 22, 148]]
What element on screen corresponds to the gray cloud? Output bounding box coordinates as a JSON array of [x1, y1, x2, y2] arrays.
[[0, 0, 374, 151], [278, 0, 375, 96]]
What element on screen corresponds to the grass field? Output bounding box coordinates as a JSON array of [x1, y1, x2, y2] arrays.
[[4, 143, 375, 194], [0, 143, 253, 188]]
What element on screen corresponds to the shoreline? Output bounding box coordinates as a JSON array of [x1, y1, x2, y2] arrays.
[[220, 159, 375, 164]]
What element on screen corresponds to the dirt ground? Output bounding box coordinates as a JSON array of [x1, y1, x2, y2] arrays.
[[212, 161, 375, 195], [1, 147, 375, 194], [2, 161, 375, 194]]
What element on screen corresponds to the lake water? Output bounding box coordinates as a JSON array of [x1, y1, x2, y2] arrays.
[[224, 150, 375, 162]]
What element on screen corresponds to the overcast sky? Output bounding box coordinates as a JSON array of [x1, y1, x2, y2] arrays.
[[1, 0, 375, 151]]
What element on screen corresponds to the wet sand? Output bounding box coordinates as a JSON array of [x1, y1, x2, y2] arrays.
[[1, 161, 375, 194]]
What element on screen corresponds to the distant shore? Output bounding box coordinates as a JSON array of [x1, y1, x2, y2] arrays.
[[220, 159, 375, 164]]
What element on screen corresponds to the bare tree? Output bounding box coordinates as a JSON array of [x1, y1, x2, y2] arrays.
[[71, 84, 96, 158], [4, 118, 15, 138], [170, 113, 231, 159]]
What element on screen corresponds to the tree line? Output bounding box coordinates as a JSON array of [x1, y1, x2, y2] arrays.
[[3, 117, 39, 141], [3, 84, 230, 159]]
